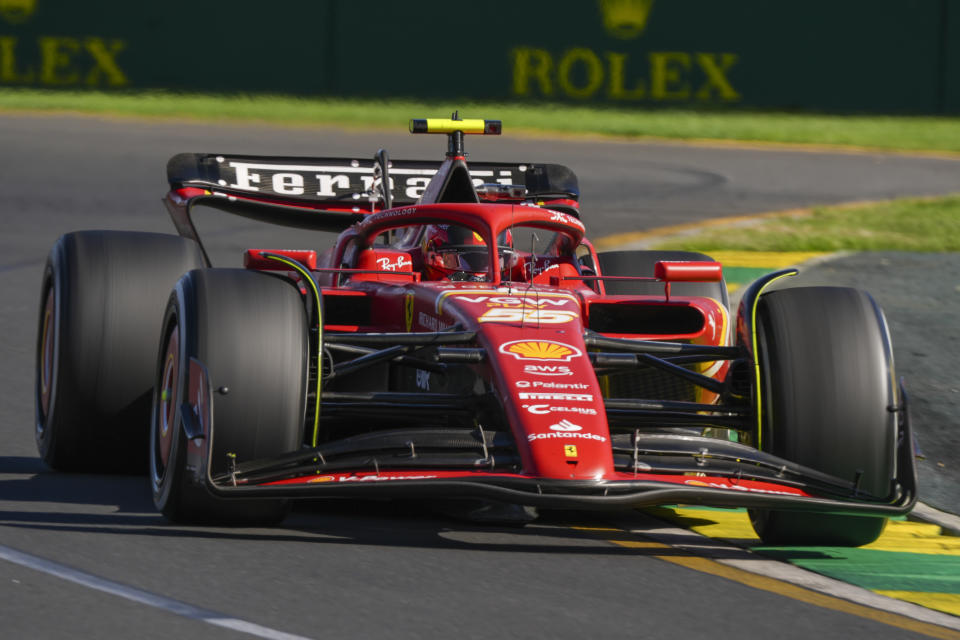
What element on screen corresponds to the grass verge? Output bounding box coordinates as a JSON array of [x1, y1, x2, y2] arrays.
[[650, 195, 960, 253], [2, 89, 960, 154]]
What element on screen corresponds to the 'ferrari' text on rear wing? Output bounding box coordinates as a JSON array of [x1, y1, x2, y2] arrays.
[[167, 153, 579, 215]]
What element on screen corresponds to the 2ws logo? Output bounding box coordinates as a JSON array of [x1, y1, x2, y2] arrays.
[[499, 340, 583, 362], [523, 364, 573, 377]]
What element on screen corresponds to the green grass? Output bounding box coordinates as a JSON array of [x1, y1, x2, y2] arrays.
[[652, 195, 960, 252], [2, 89, 960, 153]]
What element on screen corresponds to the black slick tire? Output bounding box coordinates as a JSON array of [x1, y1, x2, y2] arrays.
[[749, 286, 897, 547], [151, 268, 308, 526], [35, 231, 205, 472]]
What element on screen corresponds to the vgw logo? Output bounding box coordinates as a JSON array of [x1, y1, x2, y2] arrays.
[[597, 0, 654, 39], [0, 0, 35, 24]]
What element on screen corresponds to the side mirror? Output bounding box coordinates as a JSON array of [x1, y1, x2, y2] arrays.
[[654, 261, 723, 301]]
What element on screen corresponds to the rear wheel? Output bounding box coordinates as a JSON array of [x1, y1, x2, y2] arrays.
[[749, 287, 896, 546], [151, 268, 308, 525], [35, 231, 204, 472]]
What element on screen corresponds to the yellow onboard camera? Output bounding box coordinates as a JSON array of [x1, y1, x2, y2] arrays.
[[409, 118, 501, 135]]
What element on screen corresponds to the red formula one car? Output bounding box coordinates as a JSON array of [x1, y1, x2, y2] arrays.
[[36, 117, 916, 546]]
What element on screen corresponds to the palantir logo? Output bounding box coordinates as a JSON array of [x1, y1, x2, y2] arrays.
[[0, 0, 35, 24], [597, 0, 654, 39], [549, 420, 583, 432]]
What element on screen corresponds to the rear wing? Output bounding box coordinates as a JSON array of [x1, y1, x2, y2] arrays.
[[164, 153, 580, 241]]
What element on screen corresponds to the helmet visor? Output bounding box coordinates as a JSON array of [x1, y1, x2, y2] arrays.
[[436, 246, 490, 272]]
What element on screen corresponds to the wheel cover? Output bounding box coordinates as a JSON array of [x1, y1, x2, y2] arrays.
[[38, 287, 55, 421], [156, 326, 179, 472]]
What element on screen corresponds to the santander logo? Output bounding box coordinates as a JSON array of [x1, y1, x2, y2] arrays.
[[527, 419, 606, 443], [549, 419, 582, 432]]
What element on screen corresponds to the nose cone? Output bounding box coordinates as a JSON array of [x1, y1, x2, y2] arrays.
[[439, 288, 614, 480], [481, 332, 614, 480]]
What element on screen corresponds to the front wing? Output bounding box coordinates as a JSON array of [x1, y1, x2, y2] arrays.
[[179, 359, 917, 517]]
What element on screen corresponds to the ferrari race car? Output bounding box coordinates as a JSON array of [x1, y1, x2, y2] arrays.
[[35, 117, 916, 546]]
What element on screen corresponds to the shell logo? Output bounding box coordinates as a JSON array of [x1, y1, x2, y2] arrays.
[[499, 340, 583, 361]]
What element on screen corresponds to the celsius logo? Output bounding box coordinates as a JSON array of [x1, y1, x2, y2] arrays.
[[499, 340, 583, 361], [522, 404, 598, 416], [550, 420, 582, 432]]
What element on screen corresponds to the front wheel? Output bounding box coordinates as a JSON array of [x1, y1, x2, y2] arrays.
[[749, 286, 896, 546], [151, 268, 308, 525]]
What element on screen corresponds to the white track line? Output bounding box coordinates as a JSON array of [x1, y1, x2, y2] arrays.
[[626, 513, 960, 631], [911, 502, 960, 536], [0, 544, 314, 640]]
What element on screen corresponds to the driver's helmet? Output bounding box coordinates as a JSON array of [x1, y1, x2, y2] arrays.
[[421, 224, 488, 281], [421, 224, 518, 281]]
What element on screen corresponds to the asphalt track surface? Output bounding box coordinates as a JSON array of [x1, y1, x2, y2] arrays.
[[1, 113, 958, 639]]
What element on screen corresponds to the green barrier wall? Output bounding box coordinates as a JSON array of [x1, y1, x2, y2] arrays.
[[0, 0, 957, 114], [946, 1, 960, 112]]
